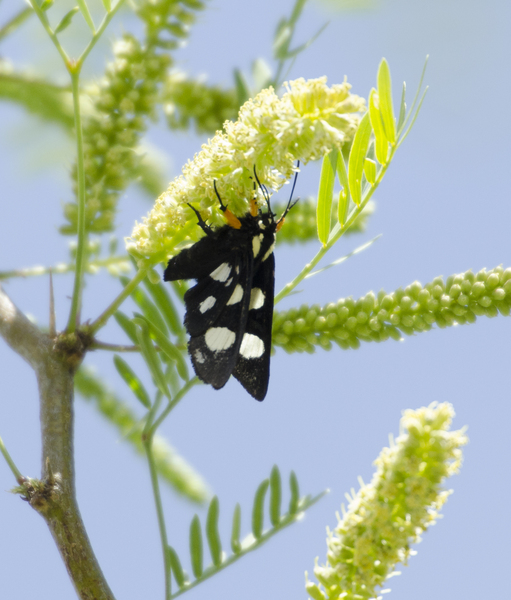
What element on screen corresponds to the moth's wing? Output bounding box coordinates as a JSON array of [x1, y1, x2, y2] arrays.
[[232, 252, 275, 401], [164, 233, 233, 282], [188, 254, 253, 390], [184, 256, 242, 337]]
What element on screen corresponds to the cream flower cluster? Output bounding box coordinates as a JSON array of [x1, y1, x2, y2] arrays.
[[306, 402, 467, 600], [128, 77, 366, 263]]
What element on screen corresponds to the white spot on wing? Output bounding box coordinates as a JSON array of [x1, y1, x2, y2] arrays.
[[227, 284, 244, 305], [199, 296, 216, 313], [249, 287, 265, 310], [225, 277, 233, 287], [252, 235, 261, 257], [239, 333, 265, 358], [205, 327, 236, 351], [194, 350, 205, 364], [210, 262, 231, 282], [262, 242, 275, 262]]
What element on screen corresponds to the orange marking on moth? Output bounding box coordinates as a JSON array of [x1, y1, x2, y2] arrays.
[[276, 217, 286, 232], [250, 198, 258, 217], [224, 208, 242, 229]]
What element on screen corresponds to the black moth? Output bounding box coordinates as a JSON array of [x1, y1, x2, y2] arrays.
[[164, 177, 297, 400]]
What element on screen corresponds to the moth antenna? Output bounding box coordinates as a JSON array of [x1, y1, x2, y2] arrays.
[[278, 161, 300, 224], [253, 166, 272, 214], [187, 203, 212, 235], [213, 180, 228, 212]]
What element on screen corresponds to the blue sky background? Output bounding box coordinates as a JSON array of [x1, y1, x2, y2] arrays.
[[0, 0, 510, 599]]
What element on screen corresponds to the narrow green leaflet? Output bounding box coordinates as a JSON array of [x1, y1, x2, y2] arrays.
[[76, 0, 95, 33], [120, 275, 169, 336], [317, 150, 337, 246], [206, 496, 222, 567], [143, 277, 183, 339], [190, 515, 204, 579], [348, 112, 372, 206], [167, 546, 187, 588], [377, 58, 396, 145], [364, 158, 376, 185], [113, 355, 151, 408], [397, 82, 407, 132], [252, 479, 269, 539], [269, 465, 282, 526], [165, 468, 327, 600], [54, 7, 79, 34], [335, 152, 350, 228], [231, 503, 242, 554], [368, 89, 389, 165], [133, 319, 171, 400], [136, 314, 189, 382], [114, 311, 138, 345], [289, 471, 300, 514]]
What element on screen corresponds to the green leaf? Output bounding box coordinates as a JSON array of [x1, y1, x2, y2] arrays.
[[137, 314, 189, 382], [0, 74, 74, 129], [269, 465, 282, 527], [142, 277, 183, 339], [377, 58, 396, 145], [167, 545, 187, 588], [231, 503, 241, 554], [397, 55, 429, 140], [289, 471, 300, 514], [190, 514, 203, 578], [133, 319, 171, 400], [54, 7, 79, 34], [100, 0, 112, 11], [206, 496, 222, 567], [120, 275, 169, 336], [368, 89, 389, 166], [0, 8, 33, 42], [335, 152, 350, 227], [113, 355, 151, 408], [252, 478, 269, 539], [114, 311, 138, 345], [233, 68, 251, 106], [364, 158, 376, 185], [76, 0, 95, 33], [316, 150, 337, 246], [348, 112, 372, 206], [40, 0, 54, 10], [397, 82, 407, 133]]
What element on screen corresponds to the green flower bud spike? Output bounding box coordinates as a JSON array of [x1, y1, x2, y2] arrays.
[[306, 402, 467, 600]]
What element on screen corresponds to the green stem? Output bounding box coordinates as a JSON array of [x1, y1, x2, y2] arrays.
[[66, 70, 87, 332], [150, 378, 199, 434], [88, 267, 149, 335], [275, 149, 395, 305], [0, 435, 23, 483], [144, 436, 171, 600], [0, 255, 131, 281], [27, 0, 70, 66], [77, 0, 127, 69]]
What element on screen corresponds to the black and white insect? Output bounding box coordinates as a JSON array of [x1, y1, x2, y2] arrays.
[[163, 173, 298, 400]]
